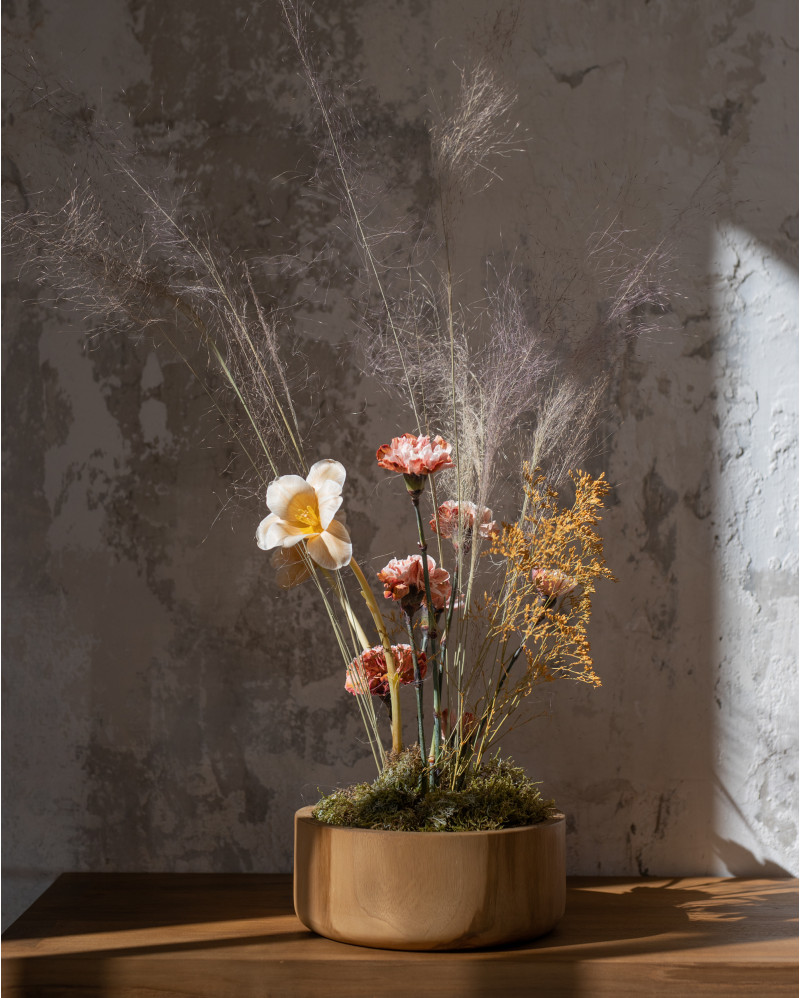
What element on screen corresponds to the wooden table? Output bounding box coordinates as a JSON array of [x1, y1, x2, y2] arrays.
[[2, 874, 797, 996]]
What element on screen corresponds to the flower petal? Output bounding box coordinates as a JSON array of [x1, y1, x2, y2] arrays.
[[306, 518, 352, 570], [315, 478, 343, 500], [266, 475, 314, 518], [256, 513, 280, 550], [282, 532, 309, 548], [265, 518, 308, 549], [306, 459, 346, 491], [317, 491, 343, 529]]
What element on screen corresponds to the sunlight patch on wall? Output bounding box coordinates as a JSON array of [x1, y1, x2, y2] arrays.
[[711, 222, 798, 875]]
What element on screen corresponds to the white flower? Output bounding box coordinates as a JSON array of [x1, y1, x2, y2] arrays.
[[256, 459, 352, 571]]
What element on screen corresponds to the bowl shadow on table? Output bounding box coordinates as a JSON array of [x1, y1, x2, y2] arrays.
[[505, 877, 798, 956], [303, 878, 797, 959], [440, 878, 799, 997], [4, 876, 797, 998], [6, 876, 796, 956]]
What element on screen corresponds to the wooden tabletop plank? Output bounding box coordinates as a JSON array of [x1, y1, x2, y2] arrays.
[[3, 874, 797, 997]]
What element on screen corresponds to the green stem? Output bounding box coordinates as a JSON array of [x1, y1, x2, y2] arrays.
[[411, 494, 442, 785], [443, 568, 459, 646], [404, 611, 427, 762], [494, 643, 526, 697], [473, 596, 556, 768], [349, 557, 403, 756]]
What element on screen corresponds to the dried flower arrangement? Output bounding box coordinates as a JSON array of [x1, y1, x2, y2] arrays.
[[5, 1, 668, 832]]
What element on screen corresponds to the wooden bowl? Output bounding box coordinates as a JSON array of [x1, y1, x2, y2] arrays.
[[293, 806, 565, 951]]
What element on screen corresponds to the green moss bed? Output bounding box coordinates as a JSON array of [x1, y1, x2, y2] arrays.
[[312, 749, 555, 832]]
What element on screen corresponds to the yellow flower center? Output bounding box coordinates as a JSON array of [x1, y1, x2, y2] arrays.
[[288, 493, 323, 534]]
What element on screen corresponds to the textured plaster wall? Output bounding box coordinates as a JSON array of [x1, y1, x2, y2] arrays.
[[2, 0, 797, 927]]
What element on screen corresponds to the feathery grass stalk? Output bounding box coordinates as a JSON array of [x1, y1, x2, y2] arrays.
[[428, 475, 446, 575], [5, 201, 287, 480], [152, 287, 284, 477], [443, 568, 459, 647], [403, 611, 427, 762], [438, 202, 468, 706], [308, 560, 384, 772], [9, 20, 638, 802], [439, 200, 463, 542], [121, 166, 307, 475], [441, 564, 460, 765], [279, 0, 422, 435], [243, 266, 305, 469], [156, 326, 271, 490], [410, 493, 442, 781], [320, 568, 371, 651], [206, 338, 280, 476], [349, 557, 403, 754]]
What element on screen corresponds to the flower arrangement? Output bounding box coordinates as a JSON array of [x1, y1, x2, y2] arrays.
[[255, 426, 613, 817], [6, 2, 667, 831]]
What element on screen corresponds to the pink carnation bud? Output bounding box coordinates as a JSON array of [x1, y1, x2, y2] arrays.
[[430, 500, 497, 551], [439, 708, 478, 739], [531, 568, 577, 599], [377, 555, 451, 612]]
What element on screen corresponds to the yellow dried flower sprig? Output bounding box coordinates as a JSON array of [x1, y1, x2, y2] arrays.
[[459, 467, 614, 765]]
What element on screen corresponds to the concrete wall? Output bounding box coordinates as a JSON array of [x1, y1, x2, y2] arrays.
[[3, 0, 797, 927]]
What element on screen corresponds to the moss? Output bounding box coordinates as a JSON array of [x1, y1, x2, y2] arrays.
[[312, 749, 555, 831]]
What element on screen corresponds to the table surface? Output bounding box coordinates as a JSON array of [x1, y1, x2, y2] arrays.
[[2, 874, 797, 997]]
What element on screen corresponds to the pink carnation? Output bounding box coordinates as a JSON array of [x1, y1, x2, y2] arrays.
[[531, 568, 577, 599], [377, 555, 452, 612], [345, 644, 427, 697], [376, 433, 453, 476], [439, 708, 478, 739], [430, 500, 497, 549]]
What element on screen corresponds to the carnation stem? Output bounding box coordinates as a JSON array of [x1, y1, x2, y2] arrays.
[[403, 610, 427, 762], [411, 495, 442, 784], [444, 568, 459, 645], [349, 557, 403, 756]]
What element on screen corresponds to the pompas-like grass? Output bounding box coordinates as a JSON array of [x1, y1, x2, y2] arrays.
[[7, 0, 666, 837]]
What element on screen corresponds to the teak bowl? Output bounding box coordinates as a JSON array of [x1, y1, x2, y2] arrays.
[[294, 806, 566, 951]]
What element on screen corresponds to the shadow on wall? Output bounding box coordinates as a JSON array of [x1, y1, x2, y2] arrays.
[[713, 838, 792, 878]]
